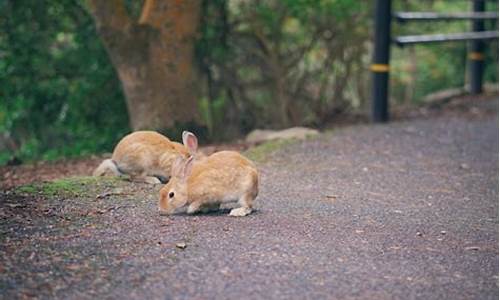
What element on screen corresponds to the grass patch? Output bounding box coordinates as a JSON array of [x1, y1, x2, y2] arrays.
[[16, 185, 38, 194], [243, 139, 296, 163], [16, 176, 121, 197]]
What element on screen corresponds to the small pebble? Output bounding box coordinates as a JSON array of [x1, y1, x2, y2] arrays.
[[416, 231, 423, 237], [460, 163, 470, 170], [440, 231, 446, 235]]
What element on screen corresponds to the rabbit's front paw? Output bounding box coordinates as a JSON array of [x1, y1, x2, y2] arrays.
[[144, 176, 162, 184], [133, 176, 162, 184], [187, 202, 202, 214]]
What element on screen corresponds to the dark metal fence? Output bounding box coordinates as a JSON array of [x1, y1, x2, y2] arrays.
[[371, 0, 499, 122]]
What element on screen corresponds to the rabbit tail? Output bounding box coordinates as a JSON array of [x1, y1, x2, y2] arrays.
[[93, 159, 121, 177]]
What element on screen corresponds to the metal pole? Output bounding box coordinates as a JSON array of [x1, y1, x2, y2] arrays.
[[470, 0, 485, 94], [372, 0, 392, 122]]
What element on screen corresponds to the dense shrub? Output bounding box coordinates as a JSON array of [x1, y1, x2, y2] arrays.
[[0, 0, 497, 164], [0, 0, 129, 163]]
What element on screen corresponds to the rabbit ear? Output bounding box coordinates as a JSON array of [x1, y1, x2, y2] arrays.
[[171, 156, 185, 178], [182, 131, 198, 154], [180, 156, 195, 179]]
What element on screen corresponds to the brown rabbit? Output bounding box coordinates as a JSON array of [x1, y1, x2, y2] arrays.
[[93, 131, 199, 184], [158, 133, 259, 217]]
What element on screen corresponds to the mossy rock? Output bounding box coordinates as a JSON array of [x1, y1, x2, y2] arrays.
[[243, 139, 296, 163], [16, 176, 121, 198]]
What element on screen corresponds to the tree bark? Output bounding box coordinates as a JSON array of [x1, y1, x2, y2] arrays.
[[87, 0, 201, 130]]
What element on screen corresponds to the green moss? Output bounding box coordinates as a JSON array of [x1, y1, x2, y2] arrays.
[[244, 139, 296, 163], [41, 177, 97, 196], [16, 185, 38, 194], [16, 176, 121, 197]]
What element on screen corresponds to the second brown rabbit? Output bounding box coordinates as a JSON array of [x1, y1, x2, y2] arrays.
[[93, 131, 199, 184]]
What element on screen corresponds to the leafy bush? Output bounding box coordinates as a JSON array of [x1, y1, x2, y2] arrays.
[[391, 0, 498, 104], [198, 0, 371, 139], [0, 0, 129, 164], [0, 0, 497, 164]]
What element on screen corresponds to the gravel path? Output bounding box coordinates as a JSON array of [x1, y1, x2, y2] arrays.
[[1, 114, 498, 299]]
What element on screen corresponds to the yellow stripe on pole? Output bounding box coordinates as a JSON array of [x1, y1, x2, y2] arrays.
[[469, 52, 485, 61], [371, 64, 390, 72]]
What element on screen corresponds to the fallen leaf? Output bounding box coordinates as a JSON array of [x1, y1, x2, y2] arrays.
[[460, 163, 470, 170], [66, 264, 81, 271], [465, 246, 480, 251], [95, 190, 129, 200], [95, 192, 111, 200], [220, 267, 231, 276], [324, 195, 338, 203], [85, 205, 135, 216], [6, 203, 26, 208], [176, 242, 187, 249], [106, 205, 135, 212]]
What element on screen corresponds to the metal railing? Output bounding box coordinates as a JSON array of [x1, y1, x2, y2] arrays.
[[371, 0, 498, 122]]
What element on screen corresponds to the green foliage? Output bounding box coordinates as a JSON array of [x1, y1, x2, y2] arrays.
[[391, 0, 498, 103], [0, 0, 129, 164], [198, 0, 371, 139], [0, 0, 497, 164]]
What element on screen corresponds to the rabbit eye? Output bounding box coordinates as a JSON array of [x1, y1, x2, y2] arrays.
[[168, 192, 175, 198]]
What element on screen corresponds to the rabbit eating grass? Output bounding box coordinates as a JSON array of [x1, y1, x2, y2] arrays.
[[93, 131, 198, 184], [158, 132, 259, 217]]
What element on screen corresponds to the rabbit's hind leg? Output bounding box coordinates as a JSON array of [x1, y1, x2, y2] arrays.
[[131, 172, 162, 184], [229, 194, 253, 217]]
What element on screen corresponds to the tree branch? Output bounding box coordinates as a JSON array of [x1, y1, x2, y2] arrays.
[[86, 0, 150, 67], [284, 30, 320, 71], [138, 0, 155, 25], [86, 0, 132, 33]]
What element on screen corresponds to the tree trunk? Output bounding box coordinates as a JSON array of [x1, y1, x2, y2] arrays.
[[87, 0, 201, 130]]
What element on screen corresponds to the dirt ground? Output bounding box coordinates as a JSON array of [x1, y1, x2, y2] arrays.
[[0, 93, 498, 299]]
